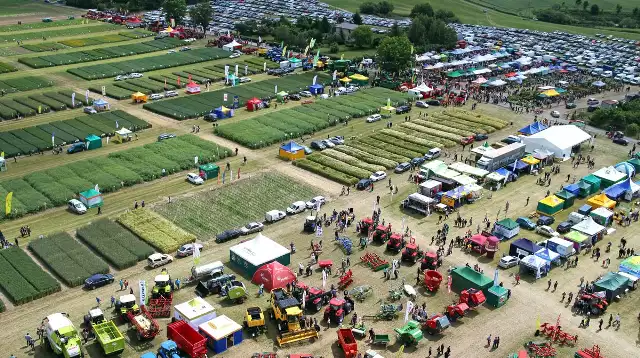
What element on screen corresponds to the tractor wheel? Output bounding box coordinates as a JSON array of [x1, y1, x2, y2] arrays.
[[591, 307, 601, 315], [315, 302, 322, 311], [136, 331, 142, 341]]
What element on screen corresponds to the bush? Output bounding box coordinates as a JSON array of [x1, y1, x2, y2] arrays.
[[118, 209, 196, 253]]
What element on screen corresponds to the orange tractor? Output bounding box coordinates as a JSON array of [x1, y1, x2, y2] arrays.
[[386, 233, 406, 253], [401, 238, 423, 263]]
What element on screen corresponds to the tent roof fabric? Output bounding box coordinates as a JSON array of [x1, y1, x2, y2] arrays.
[[80, 189, 100, 197], [519, 122, 548, 135], [565, 230, 589, 242], [587, 193, 616, 208], [251, 261, 296, 291], [604, 178, 640, 198], [497, 218, 519, 230], [619, 256, 640, 276], [451, 266, 493, 286], [280, 141, 304, 153], [594, 272, 630, 291], [593, 166, 627, 182], [572, 217, 605, 236], [554, 190, 575, 201], [520, 254, 547, 268], [535, 248, 560, 262], [539, 195, 564, 207], [591, 207, 613, 218], [614, 162, 636, 177], [522, 125, 591, 153], [511, 238, 543, 254], [230, 233, 289, 266]]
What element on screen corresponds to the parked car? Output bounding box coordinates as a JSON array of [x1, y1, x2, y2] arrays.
[[306, 196, 326, 209], [310, 141, 326, 150], [180, 46, 191, 51], [84, 107, 97, 114], [265, 210, 286, 223], [84, 273, 114, 290], [394, 162, 411, 173], [238, 77, 251, 83], [516, 217, 537, 230], [321, 139, 335, 148], [565, 102, 577, 109], [613, 137, 629, 145], [537, 216, 555, 226], [300, 90, 312, 97], [556, 221, 573, 234], [67, 142, 86, 154], [370, 171, 387, 182], [158, 133, 176, 141], [240, 222, 264, 235], [215, 228, 242, 243], [147, 253, 173, 268], [411, 157, 425, 166], [177, 243, 204, 257], [302, 146, 313, 155], [426, 99, 441, 106], [68, 199, 87, 214], [424, 147, 441, 160], [165, 90, 178, 97], [356, 178, 373, 190], [396, 105, 411, 114], [536, 225, 560, 237], [415, 100, 429, 108], [498, 256, 519, 269], [115, 75, 128, 81], [587, 105, 600, 112], [550, 110, 560, 118], [129, 73, 143, 78], [329, 136, 344, 145], [366, 114, 382, 123], [149, 93, 163, 100], [187, 173, 204, 185], [167, 49, 176, 53], [203, 113, 218, 121], [229, 53, 241, 58], [587, 98, 600, 105], [474, 133, 488, 141], [286, 201, 306, 214], [289, 94, 301, 101]]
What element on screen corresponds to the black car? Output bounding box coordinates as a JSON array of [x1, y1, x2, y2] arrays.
[[410, 157, 425, 166], [203, 113, 217, 121], [426, 99, 441, 106], [356, 178, 372, 190], [556, 221, 573, 234], [394, 162, 411, 173], [396, 105, 411, 114], [587, 106, 600, 112], [84, 273, 114, 290], [310, 141, 326, 150], [474, 133, 488, 141], [289, 94, 301, 101], [215, 228, 242, 243], [537, 215, 555, 226], [613, 137, 629, 145]]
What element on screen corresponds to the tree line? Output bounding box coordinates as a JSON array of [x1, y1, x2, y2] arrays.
[[535, 1, 640, 29]]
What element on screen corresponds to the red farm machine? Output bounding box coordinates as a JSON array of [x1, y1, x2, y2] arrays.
[[401, 238, 423, 263], [166, 320, 208, 358], [116, 294, 160, 340], [386, 233, 406, 253]]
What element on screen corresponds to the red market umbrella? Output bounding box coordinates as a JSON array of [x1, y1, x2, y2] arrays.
[[252, 261, 296, 291]]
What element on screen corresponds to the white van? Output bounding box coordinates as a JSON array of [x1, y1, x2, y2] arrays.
[[286, 201, 306, 215], [567, 212, 586, 225], [424, 147, 442, 160], [265, 209, 286, 223], [617, 271, 638, 290]]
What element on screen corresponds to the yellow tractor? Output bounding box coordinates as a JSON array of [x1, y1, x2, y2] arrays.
[[243, 306, 266, 337], [268, 288, 318, 346], [152, 269, 172, 298]]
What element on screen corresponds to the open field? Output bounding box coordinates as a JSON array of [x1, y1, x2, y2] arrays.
[[0, 23, 119, 44], [155, 172, 321, 240], [472, 0, 640, 15]]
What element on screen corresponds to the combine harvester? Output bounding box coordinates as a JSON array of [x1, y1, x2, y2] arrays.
[[43, 313, 84, 358], [116, 294, 160, 340], [83, 308, 125, 355], [268, 288, 319, 346]]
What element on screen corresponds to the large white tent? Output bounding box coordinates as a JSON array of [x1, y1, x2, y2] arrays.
[[522, 125, 591, 160], [229, 233, 290, 276]]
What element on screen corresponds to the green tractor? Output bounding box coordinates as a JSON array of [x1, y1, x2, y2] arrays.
[[224, 280, 247, 303], [115, 294, 139, 320], [394, 320, 424, 346], [152, 271, 172, 298]]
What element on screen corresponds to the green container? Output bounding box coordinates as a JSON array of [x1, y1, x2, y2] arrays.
[[199, 163, 219, 180], [486, 285, 509, 308], [94, 320, 125, 355]]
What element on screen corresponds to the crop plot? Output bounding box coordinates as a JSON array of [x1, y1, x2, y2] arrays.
[[0, 247, 60, 304], [0, 76, 53, 95], [155, 172, 319, 240], [0, 24, 119, 44], [118, 209, 195, 253]]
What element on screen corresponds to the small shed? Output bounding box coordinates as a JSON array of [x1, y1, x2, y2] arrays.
[[93, 98, 109, 111], [486, 285, 509, 308], [113, 128, 132, 143], [79, 189, 103, 208], [450, 266, 493, 293], [185, 81, 201, 94], [246, 97, 262, 112], [173, 297, 216, 329], [229, 233, 291, 276], [492, 218, 519, 240], [581, 174, 601, 194], [562, 184, 579, 197], [279, 141, 305, 161], [554, 190, 575, 209], [593, 272, 631, 301], [199, 315, 243, 354], [199, 164, 219, 180], [587, 193, 616, 209], [131, 92, 147, 103], [593, 166, 627, 187], [509, 238, 543, 258], [309, 83, 324, 95], [589, 207, 614, 226], [419, 180, 442, 197], [536, 195, 565, 216], [85, 135, 102, 150]]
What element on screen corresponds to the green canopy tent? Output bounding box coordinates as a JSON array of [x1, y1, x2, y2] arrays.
[[276, 91, 289, 103], [199, 163, 219, 180], [564, 231, 588, 250], [486, 285, 509, 308], [554, 190, 576, 209], [85, 135, 102, 150], [447, 70, 463, 78], [79, 188, 103, 208], [450, 266, 493, 293], [576, 181, 592, 198], [593, 272, 631, 301], [536, 195, 565, 216], [627, 158, 640, 173]]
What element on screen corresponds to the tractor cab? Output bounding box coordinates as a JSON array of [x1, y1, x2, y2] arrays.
[[324, 298, 352, 324], [359, 217, 374, 235], [459, 288, 486, 308], [292, 282, 330, 312], [158, 340, 179, 358], [152, 274, 172, 298], [575, 293, 608, 315], [386, 233, 405, 253], [401, 238, 423, 263], [117, 294, 139, 316], [88, 308, 105, 324], [372, 224, 391, 243], [303, 216, 317, 233], [270, 289, 304, 332], [420, 251, 440, 270]]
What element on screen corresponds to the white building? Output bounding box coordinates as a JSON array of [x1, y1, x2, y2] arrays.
[[522, 125, 591, 160]]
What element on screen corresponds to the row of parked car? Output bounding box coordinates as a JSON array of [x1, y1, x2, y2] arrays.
[[214, 195, 326, 243]]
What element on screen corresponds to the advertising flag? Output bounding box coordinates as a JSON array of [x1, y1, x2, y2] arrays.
[[139, 280, 147, 305], [493, 269, 499, 287], [85, 89, 89, 103], [447, 275, 452, 293], [193, 242, 201, 265], [51, 132, 55, 147], [95, 184, 100, 192], [322, 268, 327, 288], [282, 46, 287, 57], [275, 85, 278, 94], [304, 46, 309, 56], [258, 36, 262, 43], [313, 75, 317, 85], [177, 76, 181, 86], [235, 64, 238, 76], [309, 38, 316, 49], [404, 300, 414, 323], [5, 191, 12, 216], [71, 92, 75, 107]]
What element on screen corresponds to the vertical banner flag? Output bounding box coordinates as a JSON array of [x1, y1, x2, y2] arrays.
[[258, 36, 262, 43], [447, 275, 452, 293], [332, 70, 337, 81], [316, 225, 323, 237], [177, 76, 181, 87], [115, 120, 119, 129], [322, 268, 327, 288], [5, 191, 13, 215], [275, 85, 278, 94], [301, 290, 306, 309], [404, 300, 414, 323], [170, 18, 175, 27], [313, 75, 317, 85], [304, 45, 309, 56], [263, 62, 267, 72], [493, 269, 499, 287], [313, 50, 320, 66], [193, 243, 201, 265], [85, 89, 89, 104], [341, 54, 344, 60], [282, 46, 287, 57], [223, 93, 228, 101], [309, 38, 316, 49], [280, 41, 284, 49], [38, 106, 42, 114], [235, 64, 239, 77], [51, 132, 55, 147], [194, 156, 199, 164], [222, 170, 226, 184], [71, 92, 75, 107], [230, 169, 234, 181], [237, 167, 240, 179], [411, 45, 414, 55], [164, 78, 167, 90], [101, 86, 106, 96], [244, 65, 248, 76], [139, 280, 147, 305], [95, 184, 100, 193]]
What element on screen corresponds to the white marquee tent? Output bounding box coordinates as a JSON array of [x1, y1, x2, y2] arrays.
[[522, 125, 591, 160]]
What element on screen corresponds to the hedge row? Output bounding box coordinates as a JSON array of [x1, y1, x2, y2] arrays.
[[117, 209, 195, 253], [77, 219, 154, 269], [29, 232, 109, 287], [0, 247, 60, 304]]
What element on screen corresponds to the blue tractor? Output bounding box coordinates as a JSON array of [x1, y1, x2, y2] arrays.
[[156, 340, 181, 358]]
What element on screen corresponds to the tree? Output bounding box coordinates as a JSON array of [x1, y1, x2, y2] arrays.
[[319, 16, 331, 33], [353, 12, 363, 25], [189, 2, 213, 33], [410, 3, 434, 18], [590, 3, 599, 15], [337, 15, 344, 24], [352, 25, 374, 48], [377, 35, 413, 72], [582, 1, 589, 11], [616, 4, 622, 14], [329, 42, 340, 53], [163, 0, 187, 24], [620, 18, 637, 28], [627, 123, 640, 138], [389, 22, 403, 36], [633, 7, 639, 17], [359, 1, 377, 14], [575, 0, 581, 6], [377, 1, 394, 15]]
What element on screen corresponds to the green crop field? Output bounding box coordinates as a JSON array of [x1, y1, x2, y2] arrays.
[[470, 0, 640, 16], [29, 232, 109, 287], [0, 135, 232, 218], [0, 23, 120, 44], [0, 76, 53, 95], [118, 209, 196, 253], [0, 90, 93, 120], [0, 1, 82, 17], [0, 247, 60, 304], [76, 219, 155, 269], [154, 172, 320, 240]]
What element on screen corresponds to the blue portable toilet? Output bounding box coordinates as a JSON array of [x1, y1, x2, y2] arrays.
[[199, 315, 243, 354]]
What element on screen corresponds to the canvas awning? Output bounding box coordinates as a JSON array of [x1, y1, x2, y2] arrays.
[[571, 217, 605, 236], [535, 248, 560, 262]]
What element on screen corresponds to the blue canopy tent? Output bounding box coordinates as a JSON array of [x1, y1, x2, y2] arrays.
[[518, 122, 547, 135], [495, 168, 511, 177], [507, 160, 529, 173], [535, 248, 561, 265], [509, 238, 543, 258], [614, 162, 636, 178], [604, 178, 640, 201], [309, 83, 324, 95], [563, 183, 580, 196]]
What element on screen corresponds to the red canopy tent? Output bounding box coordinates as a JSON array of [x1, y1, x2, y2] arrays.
[[468, 234, 488, 254], [246, 97, 262, 111], [185, 81, 200, 94], [252, 261, 296, 291], [504, 72, 517, 78]]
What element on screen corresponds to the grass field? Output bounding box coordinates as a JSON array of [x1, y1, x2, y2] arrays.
[[0, 0, 79, 17], [154, 172, 320, 240], [471, 0, 640, 16]]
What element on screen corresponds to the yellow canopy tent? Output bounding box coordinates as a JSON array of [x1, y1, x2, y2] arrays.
[[131, 92, 147, 103], [339, 77, 352, 83], [521, 155, 540, 166], [536, 195, 565, 216], [541, 89, 560, 97], [587, 193, 616, 209], [348, 73, 369, 85]]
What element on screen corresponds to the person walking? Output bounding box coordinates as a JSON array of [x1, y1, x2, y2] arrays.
[[95, 297, 101, 307], [124, 280, 129, 290], [515, 273, 520, 285], [486, 334, 492, 347], [598, 318, 603, 330], [119, 279, 124, 291], [175, 278, 181, 290], [608, 314, 613, 327], [110, 295, 115, 307], [547, 279, 552, 290], [25, 332, 33, 347], [553, 281, 558, 292], [129, 287, 133, 295]]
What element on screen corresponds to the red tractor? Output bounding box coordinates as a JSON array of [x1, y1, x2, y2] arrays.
[[292, 282, 331, 312], [401, 238, 423, 263], [372, 224, 391, 244], [386, 233, 405, 253], [444, 303, 469, 322], [421, 313, 451, 335], [573, 293, 608, 315], [459, 288, 486, 309], [420, 252, 440, 271], [359, 217, 373, 235], [323, 298, 353, 325]]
